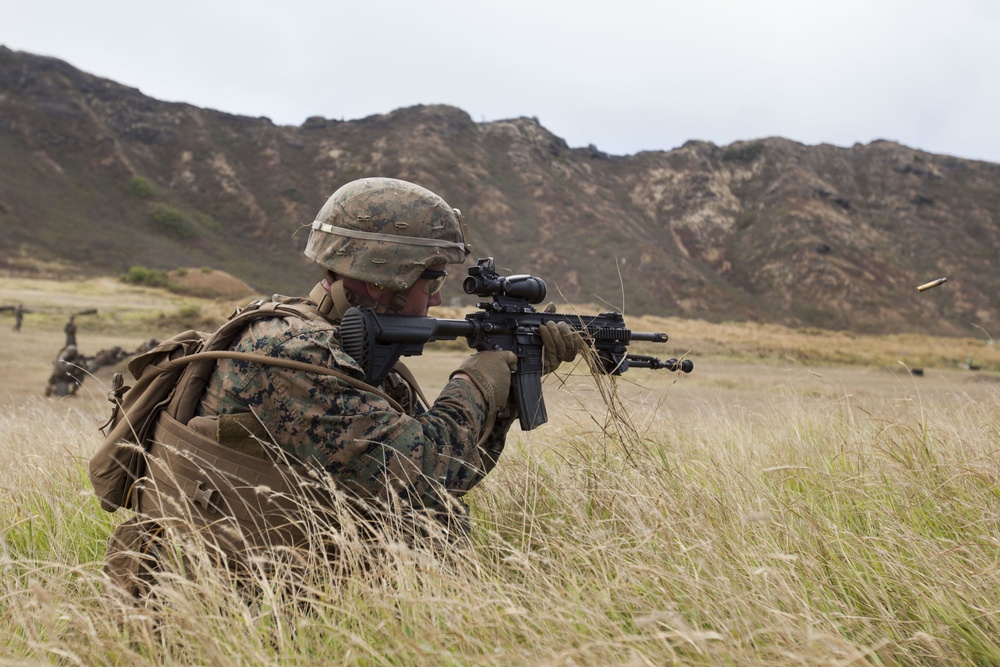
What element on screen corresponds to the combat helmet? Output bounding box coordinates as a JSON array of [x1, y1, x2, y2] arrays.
[[304, 178, 471, 293]]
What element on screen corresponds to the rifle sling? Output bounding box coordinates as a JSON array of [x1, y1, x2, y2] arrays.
[[389, 360, 431, 410]]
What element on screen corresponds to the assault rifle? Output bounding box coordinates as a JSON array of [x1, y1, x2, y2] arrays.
[[340, 257, 693, 430]]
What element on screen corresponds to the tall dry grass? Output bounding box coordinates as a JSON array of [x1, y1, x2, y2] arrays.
[[2, 276, 1000, 664], [2, 357, 999, 665]]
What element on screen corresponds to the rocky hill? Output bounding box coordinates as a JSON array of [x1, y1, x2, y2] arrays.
[[1, 46, 997, 336]]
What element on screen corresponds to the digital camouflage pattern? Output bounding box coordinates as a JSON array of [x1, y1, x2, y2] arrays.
[[196, 292, 515, 509], [304, 178, 470, 293]]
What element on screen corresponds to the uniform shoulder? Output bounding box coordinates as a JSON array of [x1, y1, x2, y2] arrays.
[[232, 307, 359, 372]]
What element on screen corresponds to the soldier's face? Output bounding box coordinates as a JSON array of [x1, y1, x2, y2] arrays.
[[372, 264, 447, 316]]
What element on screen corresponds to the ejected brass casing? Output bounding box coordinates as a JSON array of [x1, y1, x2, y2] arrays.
[[917, 277, 948, 292]]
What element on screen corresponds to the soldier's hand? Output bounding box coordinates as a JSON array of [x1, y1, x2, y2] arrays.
[[539, 320, 582, 375], [452, 350, 518, 409]]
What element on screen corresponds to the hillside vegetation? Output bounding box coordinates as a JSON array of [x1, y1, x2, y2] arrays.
[[2, 46, 998, 337]]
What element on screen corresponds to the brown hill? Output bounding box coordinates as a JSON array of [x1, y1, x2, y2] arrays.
[[166, 268, 258, 300], [1, 46, 997, 336]]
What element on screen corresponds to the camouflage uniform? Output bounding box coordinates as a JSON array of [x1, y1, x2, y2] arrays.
[[192, 178, 509, 512], [100, 178, 522, 597], [98, 178, 516, 595], [196, 291, 515, 517]]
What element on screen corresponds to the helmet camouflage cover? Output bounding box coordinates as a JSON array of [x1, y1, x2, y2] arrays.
[[304, 178, 471, 292]]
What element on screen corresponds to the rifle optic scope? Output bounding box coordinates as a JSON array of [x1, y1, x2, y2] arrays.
[[463, 258, 547, 304]]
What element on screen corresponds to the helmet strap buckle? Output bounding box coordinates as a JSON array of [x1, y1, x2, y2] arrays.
[[386, 292, 409, 314]]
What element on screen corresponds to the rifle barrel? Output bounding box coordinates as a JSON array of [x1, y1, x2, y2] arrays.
[[630, 331, 669, 343]]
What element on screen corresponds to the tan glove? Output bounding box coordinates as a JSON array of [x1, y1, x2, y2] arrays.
[[539, 320, 582, 374], [452, 350, 518, 409]]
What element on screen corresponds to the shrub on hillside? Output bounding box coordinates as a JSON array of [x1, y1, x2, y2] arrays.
[[124, 176, 158, 199], [120, 265, 169, 287], [148, 205, 197, 240], [722, 142, 765, 163]]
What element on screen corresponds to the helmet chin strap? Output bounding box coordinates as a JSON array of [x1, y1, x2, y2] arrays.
[[314, 277, 411, 317], [381, 291, 410, 314], [366, 279, 410, 314], [313, 279, 378, 321]]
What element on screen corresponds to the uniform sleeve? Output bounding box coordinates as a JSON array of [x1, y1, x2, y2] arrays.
[[201, 316, 514, 505]]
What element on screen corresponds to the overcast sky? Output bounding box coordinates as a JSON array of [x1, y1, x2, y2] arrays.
[[3, 0, 999, 164]]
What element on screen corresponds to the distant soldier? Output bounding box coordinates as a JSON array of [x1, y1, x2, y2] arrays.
[[64, 315, 77, 347], [13, 303, 23, 332], [44, 345, 87, 397], [93, 345, 126, 368]]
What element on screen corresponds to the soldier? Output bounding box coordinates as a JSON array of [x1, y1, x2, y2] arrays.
[[92, 345, 126, 368], [101, 177, 580, 595], [44, 345, 86, 397], [64, 315, 77, 347]]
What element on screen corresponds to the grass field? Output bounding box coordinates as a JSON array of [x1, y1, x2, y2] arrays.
[[2, 276, 999, 665]]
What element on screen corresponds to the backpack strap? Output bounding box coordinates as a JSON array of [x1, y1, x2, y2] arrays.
[[309, 281, 355, 319]]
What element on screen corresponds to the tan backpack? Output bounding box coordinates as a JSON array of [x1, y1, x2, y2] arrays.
[[92, 327, 212, 513], [89, 299, 406, 514]]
